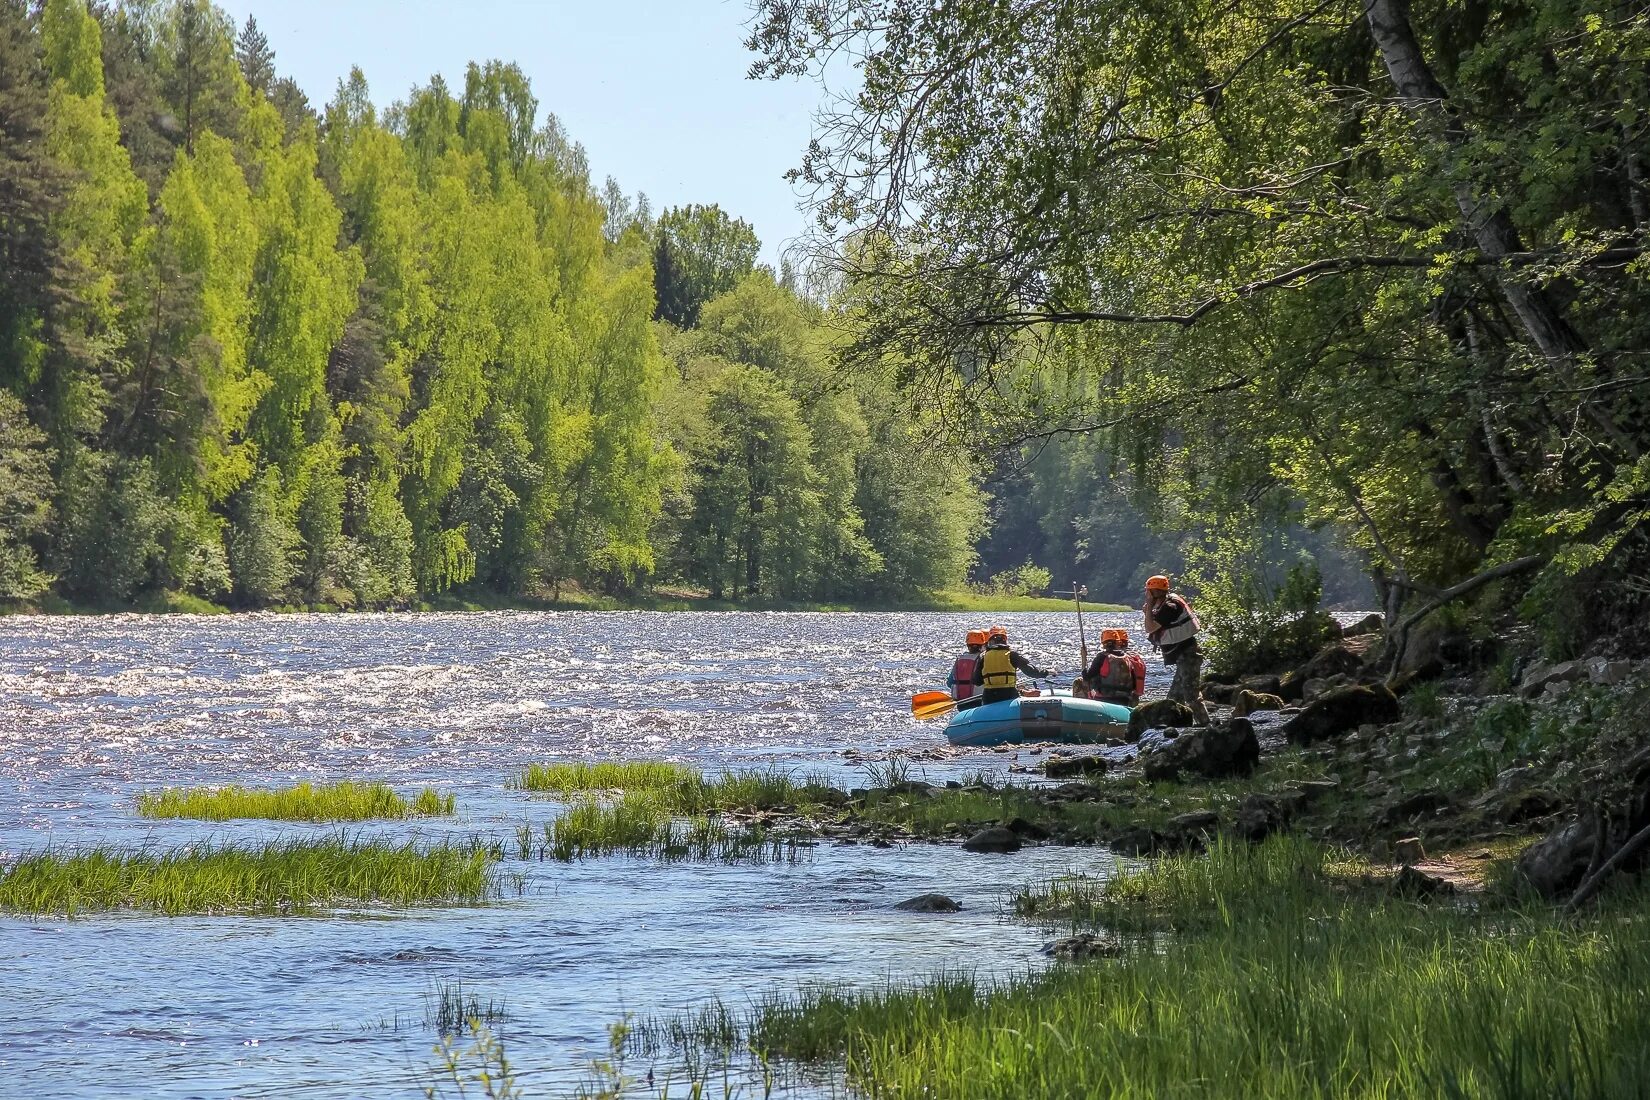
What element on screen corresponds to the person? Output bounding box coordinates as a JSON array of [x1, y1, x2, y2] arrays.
[[1143, 575, 1211, 724], [973, 624, 1054, 704], [1086, 629, 1147, 707], [947, 629, 988, 703]]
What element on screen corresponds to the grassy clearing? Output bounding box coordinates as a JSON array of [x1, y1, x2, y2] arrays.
[[516, 790, 808, 864], [137, 781, 455, 822], [0, 836, 501, 915], [640, 837, 1650, 1098]]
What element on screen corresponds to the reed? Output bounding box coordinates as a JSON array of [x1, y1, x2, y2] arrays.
[[426, 981, 509, 1036], [528, 791, 806, 864], [0, 836, 501, 915], [645, 838, 1650, 1098], [514, 760, 840, 816], [136, 781, 455, 822], [512, 761, 701, 795]]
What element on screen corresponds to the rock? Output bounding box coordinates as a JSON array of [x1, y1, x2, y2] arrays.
[[1377, 787, 1455, 827], [1519, 659, 1587, 698], [1044, 781, 1107, 803], [1108, 825, 1163, 857], [1343, 612, 1384, 637], [1202, 681, 1239, 705], [1139, 719, 1260, 782], [1044, 754, 1109, 779], [1588, 658, 1635, 686], [887, 780, 934, 795], [1394, 614, 1473, 681], [1233, 690, 1286, 717], [1282, 685, 1401, 745], [1005, 816, 1052, 841], [962, 826, 1023, 853], [894, 893, 962, 913], [1043, 932, 1123, 961], [1240, 674, 1283, 697], [1393, 837, 1427, 865], [1286, 779, 1341, 803], [1391, 865, 1456, 898], [1168, 810, 1219, 833], [1232, 793, 1291, 842], [1515, 817, 1597, 899], [1280, 636, 1380, 701], [1127, 699, 1195, 743]]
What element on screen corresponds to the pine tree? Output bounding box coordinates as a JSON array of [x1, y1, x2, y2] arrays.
[[234, 14, 272, 95]]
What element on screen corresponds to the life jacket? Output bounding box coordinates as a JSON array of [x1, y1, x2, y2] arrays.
[[1096, 653, 1136, 697], [951, 653, 981, 700], [980, 646, 1017, 690], [1152, 594, 1202, 648]]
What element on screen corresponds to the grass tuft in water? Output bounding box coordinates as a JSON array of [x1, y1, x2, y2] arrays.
[[522, 790, 808, 864], [426, 980, 509, 1036], [642, 837, 1650, 1098], [512, 761, 701, 795], [136, 781, 455, 822], [0, 836, 501, 915]]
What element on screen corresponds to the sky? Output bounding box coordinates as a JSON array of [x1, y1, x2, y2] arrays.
[[213, 0, 833, 266]]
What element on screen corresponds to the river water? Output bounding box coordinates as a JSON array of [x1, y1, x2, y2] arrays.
[[0, 610, 1164, 1098]]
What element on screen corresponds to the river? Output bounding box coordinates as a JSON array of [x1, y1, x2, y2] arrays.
[[0, 609, 1161, 1098]]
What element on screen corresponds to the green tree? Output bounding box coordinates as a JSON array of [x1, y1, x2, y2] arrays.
[[652, 203, 759, 327], [0, 391, 56, 599]]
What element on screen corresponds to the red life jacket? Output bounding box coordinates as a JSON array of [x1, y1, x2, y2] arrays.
[[951, 654, 981, 700]]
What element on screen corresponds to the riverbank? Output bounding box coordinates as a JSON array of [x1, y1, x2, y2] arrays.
[[3, 587, 1126, 617]]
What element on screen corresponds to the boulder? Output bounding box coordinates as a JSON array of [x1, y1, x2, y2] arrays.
[[1282, 685, 1401, 745], [1377, 787, 1455, 827], [1394, 614, 1473, 681], [962, 826, 1023, 853], [894, 893, 962, 913], [1203, 681, 1239, 705], [1390, 865, 1456, 899], [1393, 837, 1427, 865], [1280, 636, 1381, 701], [1470, 766, 1561, 825], [1519, 660, 1588, 698], [1343, 612, 1384, 637], [1232, 793, 1292, 842], [1043, 932, 1123, 961], [1045, 754, 1109, 780], [1005, 816, 1052, 841], [1127, 699, 1196, 743], [1515, 817, 1598, 899], [1588, 658, 1636, 686], [1233, 690, 1286, 718], [1167, 810, 1219, 833], [1240, 674, 1283, 697], [1139, 719, 1260, 782], [1285, 779, 1341, 804], [1109, 825, 1163, 857]]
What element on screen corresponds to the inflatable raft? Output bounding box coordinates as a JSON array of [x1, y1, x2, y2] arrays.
[[944, 692, 1132, 748]]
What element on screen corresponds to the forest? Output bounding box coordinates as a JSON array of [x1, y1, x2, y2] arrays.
[[0, 0, 992, 611], [745, 0, 1650, 655]]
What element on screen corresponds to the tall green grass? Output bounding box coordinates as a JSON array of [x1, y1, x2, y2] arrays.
[[0, 836, 501, 915], [514, 761, 840, 816], [644, 837, 1650, 1098], [517, 790, 807, 864], [137, 781, 455, 821], [512, 761, 701, 795]]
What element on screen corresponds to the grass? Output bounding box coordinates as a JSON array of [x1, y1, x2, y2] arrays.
[[513, 761, 701, 795], [426, 981, 510, 1036], [517, 790, 809, 864], [515, 761, 843, 816], [136, 781, 455, 821], [0, 836, 502, 915], [640, 837, 1650, 1098]]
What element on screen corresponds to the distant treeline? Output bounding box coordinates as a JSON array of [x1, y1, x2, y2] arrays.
[[0, 0, 980, 610]]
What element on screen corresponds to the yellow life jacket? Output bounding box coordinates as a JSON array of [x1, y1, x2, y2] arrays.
[[980, 647, 1017, 690]]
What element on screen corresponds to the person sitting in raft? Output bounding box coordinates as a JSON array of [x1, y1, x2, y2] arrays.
[[1143, 574, 1211, 725], [1086, 628, 1148, 707], [973, 625, 1054, 704], [947, 629, 988, 703]]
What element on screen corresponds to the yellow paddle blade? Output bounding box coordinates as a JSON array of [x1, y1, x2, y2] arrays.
[[913, 696, 959, 721], [910, 690, 952, 715]]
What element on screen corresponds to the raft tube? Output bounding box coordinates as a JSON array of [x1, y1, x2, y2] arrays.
[[943, 691, 1132, 748]]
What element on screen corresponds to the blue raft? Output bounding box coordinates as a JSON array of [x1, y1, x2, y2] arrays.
[[944, 691, 1132, 748]]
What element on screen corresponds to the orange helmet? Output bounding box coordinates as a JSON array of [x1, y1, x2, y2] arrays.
[[987, 624, 1008, 642], [965, 628, 988, 647], [1145, 575, 1171, 592], [1113, 629, 1131, 646], [1099, 628, 1119, 645]]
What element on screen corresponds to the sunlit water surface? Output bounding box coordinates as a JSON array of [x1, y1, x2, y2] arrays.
[[0, 610, 1169, 1098]]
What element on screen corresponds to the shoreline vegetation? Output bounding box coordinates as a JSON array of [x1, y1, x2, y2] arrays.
[[1, 587, 1128, 617]]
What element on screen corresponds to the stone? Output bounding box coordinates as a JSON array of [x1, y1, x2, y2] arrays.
[[1394, 615, 1473, 681], [1588, 658, 1635, 686], [1280, 636, 1381, 701], [1045, 754, 1109, 779], [1233, 690, 1286, 717], [1282, 685, 1402, 745], [1393, 837, 1427, 865], [1515, 818, 1597, 899], [1240, 674, 1283, 697], [894, 893, 963, 913], [1343, 612, 1384, 637], [1168, 810, 1219, 833], [1043, 932, 1123, 961], [1109, 825, 1162, 857], [1202, 681, 1239, 705], [1231, 793, 1293, 842], [1519, 659, 1587, 698], [1139, 718, 1260, 782], [887, 779, 934, 795], [1391, 865, 1456, 899], [1005, 816, 1052, 841], [962, 826, 1023, 853], [1127, 699, 1196, 743], [1377, 788, 1455, 827], [1286, 779, 1341, 803]]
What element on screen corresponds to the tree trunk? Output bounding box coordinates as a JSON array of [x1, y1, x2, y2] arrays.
[[1365, 0, 1637, 458]]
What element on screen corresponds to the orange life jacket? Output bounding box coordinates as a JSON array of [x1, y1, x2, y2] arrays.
[[951, 654, 980, 700]]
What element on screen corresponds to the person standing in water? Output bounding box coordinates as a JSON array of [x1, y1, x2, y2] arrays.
[[1143, 575, 1211, 724], [947, 629, 988, 703], [973, 625, 1054, 704]]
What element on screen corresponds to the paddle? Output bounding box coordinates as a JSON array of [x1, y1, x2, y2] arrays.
[[910, 690, 958, 720]]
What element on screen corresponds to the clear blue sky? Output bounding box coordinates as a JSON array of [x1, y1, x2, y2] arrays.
[[215, 0, 828, 265]]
